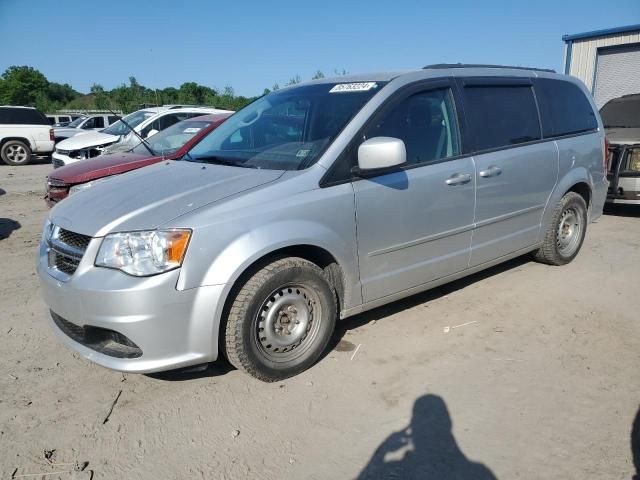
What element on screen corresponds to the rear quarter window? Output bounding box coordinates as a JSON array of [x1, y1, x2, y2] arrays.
[[463, 84, 541, 151], [535, 78, 598, 137]]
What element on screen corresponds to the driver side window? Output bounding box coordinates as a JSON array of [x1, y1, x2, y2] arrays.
[[364, 88, 460, 166]]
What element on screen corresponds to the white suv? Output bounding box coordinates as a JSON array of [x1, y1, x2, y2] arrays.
[[0, 106, 55, 166], [53, 114, 121, 143], [52, 106, 233, 167]]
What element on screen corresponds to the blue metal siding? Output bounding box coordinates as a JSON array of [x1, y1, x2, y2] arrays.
[[563, 24, 640, 42]]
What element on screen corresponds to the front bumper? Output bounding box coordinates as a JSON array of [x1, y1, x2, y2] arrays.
[[45, 183, 70, 207], [37, 237, 225, 373], [606, 176, 640, 205], [51, 151, 77, 168]]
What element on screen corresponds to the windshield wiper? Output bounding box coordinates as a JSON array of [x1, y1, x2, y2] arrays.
[[107, 108, 156, 156], [189, 155, 257, 168]]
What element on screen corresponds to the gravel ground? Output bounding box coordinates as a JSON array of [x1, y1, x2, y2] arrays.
[[1, 163, 639, 479]]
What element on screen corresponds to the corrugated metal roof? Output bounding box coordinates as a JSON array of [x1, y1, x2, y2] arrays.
[[563, 24, 640, 42]]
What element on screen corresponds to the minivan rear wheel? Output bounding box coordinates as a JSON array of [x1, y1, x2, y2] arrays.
[[534, 192, 587, 265], [224, 257, 337, 381], [1, 140, 32, 166]]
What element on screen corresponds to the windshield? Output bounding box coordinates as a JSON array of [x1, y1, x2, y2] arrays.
[[131, 119, 212, 156], [186, 82, 384, 170], [67, 116, 86, 128], [102, 110, 155, 136]]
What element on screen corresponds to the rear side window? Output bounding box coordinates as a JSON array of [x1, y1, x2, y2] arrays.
[[463, 85, 541, 151], [0, 107, 49, 125], [535, 78, 598, 137], [108, 116, 119, 125]]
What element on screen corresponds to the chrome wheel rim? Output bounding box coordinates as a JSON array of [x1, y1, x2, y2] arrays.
[[256, 285, 322, 362], [5, 144, 27, 163], [557, 207, 583, 257]]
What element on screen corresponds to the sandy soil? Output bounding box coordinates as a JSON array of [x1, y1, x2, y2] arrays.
[[1, 163, 639, 479]]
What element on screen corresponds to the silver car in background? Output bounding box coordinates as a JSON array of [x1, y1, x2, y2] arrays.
[[38, 65, 608, 381]]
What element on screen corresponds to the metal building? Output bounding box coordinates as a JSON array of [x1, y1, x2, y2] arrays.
[[563, 24, 640, 108]]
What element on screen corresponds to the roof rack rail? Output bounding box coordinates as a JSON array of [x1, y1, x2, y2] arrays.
[[423, 63, 556, 73]]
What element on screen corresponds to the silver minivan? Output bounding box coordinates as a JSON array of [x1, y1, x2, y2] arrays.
[[38, 65, 608, 381]]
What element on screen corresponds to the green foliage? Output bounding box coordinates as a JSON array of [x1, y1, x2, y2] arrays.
[[286, 74, 302, 86], [0, 65, 349, 114], [0, 66, 53, 109]]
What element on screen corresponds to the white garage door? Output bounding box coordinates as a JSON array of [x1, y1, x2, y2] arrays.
[[594, 44, 640, 108]]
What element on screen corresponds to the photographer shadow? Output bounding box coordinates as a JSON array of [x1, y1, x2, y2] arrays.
[[357, 394, 496, 480]]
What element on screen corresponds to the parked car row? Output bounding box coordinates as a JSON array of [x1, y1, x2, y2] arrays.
[[38, 66, 609, 381], [46, 113, 232, 205], [52, 114, 121, 143], [46, 113, 82, 127], [51, 105, 231, 168]]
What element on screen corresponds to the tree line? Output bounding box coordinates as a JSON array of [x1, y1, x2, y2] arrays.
[[0, 66, 347, 114]]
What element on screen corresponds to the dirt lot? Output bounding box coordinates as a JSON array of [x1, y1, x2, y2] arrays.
[[1, 162, 639, 479]]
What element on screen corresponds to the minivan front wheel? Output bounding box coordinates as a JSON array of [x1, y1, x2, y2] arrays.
[[1, 140, 32, 166], [224, 257, 337, 381], [535, 191, 587, 265]]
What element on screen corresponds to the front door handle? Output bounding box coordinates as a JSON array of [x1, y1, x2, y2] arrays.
[[445, 173, 472, 186], [479, 165, 502, 178]]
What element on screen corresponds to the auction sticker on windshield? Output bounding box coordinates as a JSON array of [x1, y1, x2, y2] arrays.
[[329, 82, 377, 93], [183, 127, 202, 133]]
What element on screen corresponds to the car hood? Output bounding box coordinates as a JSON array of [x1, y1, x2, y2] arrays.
[[600, 94, 640, 130], [49, 161, 285, 237], [48, 152, 163, 185], [56, 131, 120, 151], [53, 127, 83, 136], [605, 127, 640, 145]]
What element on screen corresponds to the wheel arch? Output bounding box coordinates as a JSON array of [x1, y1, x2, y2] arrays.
[[538, 168, 593, 243], [0, 136, 33, 150], [214, 243, 349, 360], [566, 181, 591, 209]]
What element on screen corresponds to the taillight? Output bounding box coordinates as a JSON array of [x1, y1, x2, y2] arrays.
[[49, 128, 54, 141], [603, 137, 609, 172]]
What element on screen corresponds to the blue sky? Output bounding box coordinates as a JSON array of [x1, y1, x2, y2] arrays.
[[0, 0, 638, 96]]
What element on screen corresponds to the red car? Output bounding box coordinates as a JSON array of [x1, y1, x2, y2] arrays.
[[45, 113, 232, 206]]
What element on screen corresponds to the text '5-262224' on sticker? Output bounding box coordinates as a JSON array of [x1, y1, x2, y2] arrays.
[[329, 82, 378, 93]]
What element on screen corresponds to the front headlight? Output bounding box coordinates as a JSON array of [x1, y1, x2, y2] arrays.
[[95, 229, 191, 276], [69, 177, 109, 196], [70, 150, 87, 160]]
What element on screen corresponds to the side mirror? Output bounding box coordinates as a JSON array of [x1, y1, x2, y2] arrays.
[[356, 137, 406, 174], [146, 129, 159, 138]]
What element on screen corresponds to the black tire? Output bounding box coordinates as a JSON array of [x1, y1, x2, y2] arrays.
[[224, 257, 337, 381], [1, 140, 32, 166], [534, 191, 588, 265]]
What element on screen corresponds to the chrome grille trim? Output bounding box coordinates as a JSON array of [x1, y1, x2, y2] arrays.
[[47, 226, 92, 278]]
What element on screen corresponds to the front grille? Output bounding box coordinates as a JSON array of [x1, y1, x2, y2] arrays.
[[51, 311, 143, 359], [58, 228, 91, 251], [52, 158, 64, 169], [47, 227, 92, 277]]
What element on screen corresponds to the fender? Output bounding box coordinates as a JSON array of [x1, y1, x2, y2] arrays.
[[1, 135, 34, 150], [537, 166, 592, 243], [176, 219, 362, 306]]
